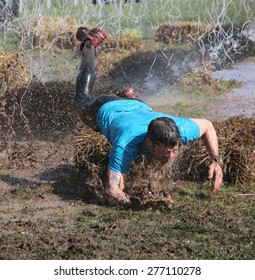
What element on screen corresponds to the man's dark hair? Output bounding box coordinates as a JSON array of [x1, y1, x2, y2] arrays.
[[147, 117, 181, 146]]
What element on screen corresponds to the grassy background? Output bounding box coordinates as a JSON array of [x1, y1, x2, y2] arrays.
[[2, 0, 255, 49], [17, 0, 255, 33]]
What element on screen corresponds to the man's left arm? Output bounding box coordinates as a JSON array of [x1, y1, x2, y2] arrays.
[[191, 118, 223, 191]]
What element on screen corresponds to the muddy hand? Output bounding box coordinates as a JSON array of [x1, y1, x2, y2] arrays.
[[208, 162, 223, 192], [106, 187, 131, 207]]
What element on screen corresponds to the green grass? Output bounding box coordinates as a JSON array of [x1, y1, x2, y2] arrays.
[[18, 0, 255, 32], [69, 182, 255, 260], [152, 102, 205, 118], [178, 76, 243, 98], [0, 31, 20, 51], [124, 28, 142, 38]]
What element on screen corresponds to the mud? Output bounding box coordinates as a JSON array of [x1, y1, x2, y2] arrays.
[[102, 47, 202, 99], [208, 60, 255, 120]]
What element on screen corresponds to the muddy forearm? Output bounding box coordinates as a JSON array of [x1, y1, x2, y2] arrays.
[[201, 121, 219, 158], [106, 169, 131, 206], [108, 169, 126, 191]]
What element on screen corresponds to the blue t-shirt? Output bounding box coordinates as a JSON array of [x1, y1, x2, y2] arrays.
[[96, 100, 200, 174]]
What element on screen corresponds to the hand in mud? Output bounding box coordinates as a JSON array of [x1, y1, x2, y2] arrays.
[[208, 162, 223, 191], [162, 194, 175, 204], [106, 187, 131, 207]]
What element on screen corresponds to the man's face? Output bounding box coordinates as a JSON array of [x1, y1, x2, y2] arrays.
[[146, 138, 179, 163]]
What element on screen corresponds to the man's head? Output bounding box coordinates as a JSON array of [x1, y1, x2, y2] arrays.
[[145, 117, 181, 163]]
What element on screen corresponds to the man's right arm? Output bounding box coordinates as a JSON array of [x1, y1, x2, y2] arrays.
[[108, 169, 126, 191], [106, 143, 134, 206], [106, 169, 131, 206]]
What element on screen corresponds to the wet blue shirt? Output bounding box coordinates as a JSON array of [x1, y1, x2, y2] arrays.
[[96, 100, 200, 174]]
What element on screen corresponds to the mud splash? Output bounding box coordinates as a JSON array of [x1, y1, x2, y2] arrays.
[[105, 48, 202, 99], [199, 23, 255, 69]]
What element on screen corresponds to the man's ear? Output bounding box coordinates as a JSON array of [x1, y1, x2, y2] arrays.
[[145, 136, 153, 148]]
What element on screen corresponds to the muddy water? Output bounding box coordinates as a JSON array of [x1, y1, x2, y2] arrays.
[[145, 58, 255, 121], [207, 60, 255, 120]]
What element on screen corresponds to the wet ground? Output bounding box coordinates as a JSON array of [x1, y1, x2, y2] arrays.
[[208, 59, 255, 120], [142, 58, 255, 123]]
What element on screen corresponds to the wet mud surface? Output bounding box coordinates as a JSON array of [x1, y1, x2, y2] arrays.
[[208, 60, 255, 120]]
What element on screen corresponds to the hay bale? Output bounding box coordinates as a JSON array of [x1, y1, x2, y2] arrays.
[[95, 49, 133, 78], [74, 127, 111, 203], [105, 33, 144, 51], [96, 33, 144, 77], [20, 16, 81, 51], [74, 127, 174, 209], [172, 116, 255, 185], [156, 21, 214, 44], [0, 49, 28, 96]]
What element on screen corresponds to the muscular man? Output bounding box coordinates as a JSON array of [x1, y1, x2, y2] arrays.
[[74, 27, 223, 206]]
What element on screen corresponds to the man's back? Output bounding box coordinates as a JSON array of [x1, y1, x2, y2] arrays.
[[96, 99, 200, 173]]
